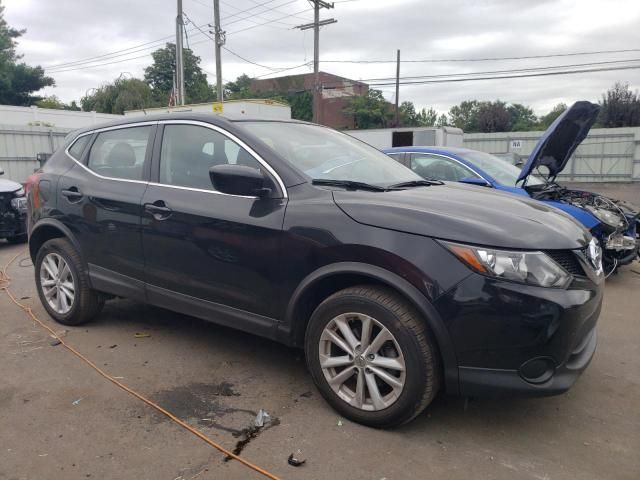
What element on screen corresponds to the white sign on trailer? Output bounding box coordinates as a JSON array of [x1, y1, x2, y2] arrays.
[[510, 139, 523, 150]]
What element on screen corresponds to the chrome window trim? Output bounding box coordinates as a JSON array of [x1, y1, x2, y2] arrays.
[[64, 122, 158, 185], [157, 119, 288, 198], [63, 120, 289, 199], [409, 152, 487, 182]]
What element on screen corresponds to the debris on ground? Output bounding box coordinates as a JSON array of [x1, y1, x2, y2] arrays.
[[300, 391, 313, 398], [109, 345, 117, 349], [254, 409, 272, 427], [134, 333, 151, 338], [287, 453, 306, 467], [49, 339, 62, 346], [72, 398, 83, 406], [337, 419, 343, 427]]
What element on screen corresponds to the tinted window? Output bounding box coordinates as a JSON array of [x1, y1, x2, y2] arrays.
[[159, 124, 261, 191], [239, 122, 421, 186], [410, 153, 478, 182], [87, 127, 152, 181], [68, 135, 90, 160]]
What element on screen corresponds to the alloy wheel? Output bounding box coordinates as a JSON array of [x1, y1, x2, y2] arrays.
[[40, 253, 75, 315], [319, 312, 406, 411]]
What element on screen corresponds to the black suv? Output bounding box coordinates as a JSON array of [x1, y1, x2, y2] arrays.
[[28, 114, 603, 427]]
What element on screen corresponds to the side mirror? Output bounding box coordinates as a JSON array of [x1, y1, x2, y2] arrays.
[[459, 176, 491, 187], [209, 164, 270, 197], [0, 167, 4, 176]]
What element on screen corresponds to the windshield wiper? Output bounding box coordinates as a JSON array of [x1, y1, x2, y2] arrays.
[[388, 179, 444, 189], [312, 179, 388, 191]]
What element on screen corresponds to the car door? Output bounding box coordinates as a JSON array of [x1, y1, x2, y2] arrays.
[[57, 123, 155, 296], [409, 153, 482, 182], [141, 121, 287, 324]]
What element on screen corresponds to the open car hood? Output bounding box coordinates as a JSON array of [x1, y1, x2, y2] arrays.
[[0, 178, 22, 193], [517, 101, 600, 184]]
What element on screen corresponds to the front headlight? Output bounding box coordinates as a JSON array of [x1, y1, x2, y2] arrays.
[[441, 241, 572, 288], [585, 206, 623, 229], [13, 187, 25, 197]]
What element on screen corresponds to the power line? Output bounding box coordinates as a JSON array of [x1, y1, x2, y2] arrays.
[[363, 64, 640, 87], [227, 7, 313, 35], [350, 58, 640, 83], [321, 48, 640, 64], [43, 1, 297, 71]]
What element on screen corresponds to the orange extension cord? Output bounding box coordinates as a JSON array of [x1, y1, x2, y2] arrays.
[[0, 250, 282, 480]]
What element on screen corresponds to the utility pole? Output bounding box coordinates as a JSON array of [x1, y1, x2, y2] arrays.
[[211, 0, 225, 102], [175, 0, 185, 105], [395, 49, 400, 126], [295, 2, 336, 124]]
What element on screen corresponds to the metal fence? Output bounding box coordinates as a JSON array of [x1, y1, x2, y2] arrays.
[[463, 127, 640, 182], [0, 125, 72, 182]]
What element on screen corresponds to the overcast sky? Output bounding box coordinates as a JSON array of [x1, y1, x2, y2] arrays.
[[4, 0, 640, 115]]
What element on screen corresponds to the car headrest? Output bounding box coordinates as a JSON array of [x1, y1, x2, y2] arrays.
[[106, 143, 137, 167]]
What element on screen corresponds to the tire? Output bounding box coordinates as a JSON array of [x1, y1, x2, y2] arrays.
[[7, 233, 28, 244], [34, 238, 104, 326], [305, 285, 441, 428]]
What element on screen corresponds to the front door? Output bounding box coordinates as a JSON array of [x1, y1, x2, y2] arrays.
[[141, 122, 286, 322]]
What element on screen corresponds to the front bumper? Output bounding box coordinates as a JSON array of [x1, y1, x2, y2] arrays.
[[435, 270, 603, 397], [0, 210, 27, 238]]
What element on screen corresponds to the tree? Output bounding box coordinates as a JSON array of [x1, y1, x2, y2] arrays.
[[436, 114, 449, 127], [508, 103, 537, 131], [0, 1, 54, 105], [144, 43, 215, 104], [398, 102, 438, 127], [344, 89, 392, 129], [35, 95, 80, 110], [477, 101, 512, 132], [597, 82, 640, 128], [81, 77, 155, 114], [447, 100, 480, 132], [537, 103, 567, 129], [225, 73, 253, 99]]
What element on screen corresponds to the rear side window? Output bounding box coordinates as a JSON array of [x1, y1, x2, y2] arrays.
[[87, 126, 152, 181], [68, 135, 90, 160], [410, 153, 478, 182], [159, 124, 262, 191]]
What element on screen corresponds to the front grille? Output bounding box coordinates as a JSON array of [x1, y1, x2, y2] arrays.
[[545, 249, 585, 276]]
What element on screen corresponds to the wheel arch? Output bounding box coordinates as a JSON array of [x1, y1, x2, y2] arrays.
[[29, 219, 82, 264], [283, 262, 459, 394]]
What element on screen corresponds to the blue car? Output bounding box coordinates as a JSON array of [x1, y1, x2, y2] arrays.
[[385, 101, 639, 275]]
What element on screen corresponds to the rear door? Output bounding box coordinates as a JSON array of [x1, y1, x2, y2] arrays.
[[141, 121, 286, 323], [57, 123, 155, 295]]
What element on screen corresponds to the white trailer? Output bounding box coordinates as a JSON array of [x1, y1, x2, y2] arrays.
[[345, 126, 463, 149], [125, 99, 291, 120]]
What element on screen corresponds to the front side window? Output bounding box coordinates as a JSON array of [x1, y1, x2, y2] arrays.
[[410, 153, 478, 182], [87, 126, 152, 181], [238, 122, 421, 186], [159, 124, 262, 191]]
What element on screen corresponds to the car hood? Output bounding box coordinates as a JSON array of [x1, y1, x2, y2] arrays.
[[0, 178, 22, 193], [517, 101, 600, 184], [333, 183, 591, 250]]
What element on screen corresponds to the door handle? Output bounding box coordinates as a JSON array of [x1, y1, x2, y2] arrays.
[[144, 201, 173, 220], [61, 187, 83, 202]]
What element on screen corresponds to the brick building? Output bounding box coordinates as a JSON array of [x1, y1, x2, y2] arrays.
[[250, 71, 368, 129]]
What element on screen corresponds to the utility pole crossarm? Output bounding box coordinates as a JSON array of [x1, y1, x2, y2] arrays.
[[294, 0, 336, 124]]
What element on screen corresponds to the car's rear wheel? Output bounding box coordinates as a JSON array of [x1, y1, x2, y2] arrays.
[[305, 285, 440, 428], [35, 238, 104, 326]]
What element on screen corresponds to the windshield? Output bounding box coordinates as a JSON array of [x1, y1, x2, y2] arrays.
[[458, 150, 544, 186], [238, 122, 422, 186]]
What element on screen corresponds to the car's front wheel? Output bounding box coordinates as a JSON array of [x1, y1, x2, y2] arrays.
[[305, 285, 441, 428], [35, 238, 104, 326]]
